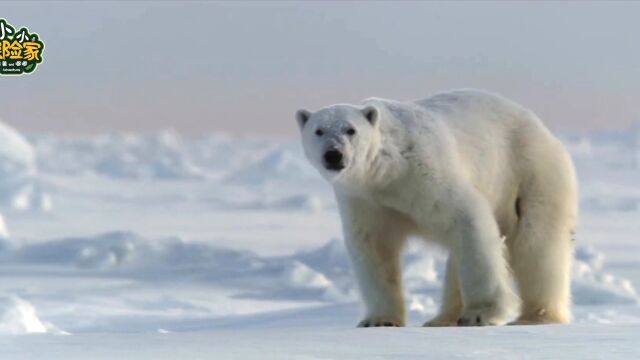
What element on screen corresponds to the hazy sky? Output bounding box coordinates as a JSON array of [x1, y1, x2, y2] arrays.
[[1, 1, 639, 136]]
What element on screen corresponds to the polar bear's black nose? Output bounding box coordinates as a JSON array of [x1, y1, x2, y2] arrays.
[[323, 149, 344, 170]]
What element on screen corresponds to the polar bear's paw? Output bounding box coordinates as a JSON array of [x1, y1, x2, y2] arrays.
[[423, 313, 460, 327], [456, 305, 507, 327], [456, 314, 494, 326], [508, 308, 569, 325], [357, 317, 404, 328]]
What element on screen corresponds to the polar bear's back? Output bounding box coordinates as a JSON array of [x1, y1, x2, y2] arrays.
[[414, 89, 542, 131], [364, 89, 569, 186], [413, 89, 562, 163], [411, 89, 572, 211], [367, 89, 551, 144]]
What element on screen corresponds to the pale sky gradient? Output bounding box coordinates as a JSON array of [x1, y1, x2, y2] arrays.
[[1, 1, 639, 136]]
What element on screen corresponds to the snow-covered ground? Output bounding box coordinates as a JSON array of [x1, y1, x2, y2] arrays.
[[1, 123, 640, 358]]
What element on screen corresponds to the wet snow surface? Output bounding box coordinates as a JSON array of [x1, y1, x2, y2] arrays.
[[1, 127, 640, 358]]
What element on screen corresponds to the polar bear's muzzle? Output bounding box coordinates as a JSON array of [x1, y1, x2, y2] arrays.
[[323, 148, 345, 171]]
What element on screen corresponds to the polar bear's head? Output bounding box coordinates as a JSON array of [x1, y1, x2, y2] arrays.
[[296, 104, 380, 183]]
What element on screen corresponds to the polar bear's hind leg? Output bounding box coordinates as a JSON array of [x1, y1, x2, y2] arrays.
[[424, 255, 463, 327], [508, 163, 576, 325]]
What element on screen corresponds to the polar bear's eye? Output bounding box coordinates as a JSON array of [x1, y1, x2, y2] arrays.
[[345, 128, 356, 136], [315, 129, 324, 136]]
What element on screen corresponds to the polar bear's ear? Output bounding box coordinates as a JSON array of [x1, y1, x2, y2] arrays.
[[296, 109, 311, 130], [362, 106, 379, 126]]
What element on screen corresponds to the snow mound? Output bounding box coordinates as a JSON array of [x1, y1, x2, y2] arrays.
[[226, 145, 317, 185], [30, 132, 274, 180], [293, 240, 637, 309], [403, 256, 439, 290], [0, 120, 50, 212], [563, 124, 640, 170], [186, 134, 272, 178], [226, 194, 325, 212], [0, 121, 35, 172], [33, 132, 205, 180], [573, 245, 638, 305], [0, 212, 8, 239], [582, 196, 640, 212], [93, 132, 206, 179], [272, 194, 324, 212], [0, 296, 48, 334], [280, 261, 332, 290], [3, 232, 351, 304]]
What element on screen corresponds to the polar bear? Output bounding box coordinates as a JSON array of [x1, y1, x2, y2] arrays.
[[296, 89, 577, 327]]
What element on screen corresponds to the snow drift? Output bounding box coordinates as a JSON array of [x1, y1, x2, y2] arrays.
[[0, 231, 635, 333]]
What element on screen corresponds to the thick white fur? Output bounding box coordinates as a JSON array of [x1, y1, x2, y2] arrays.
[[297, 89, 577, 327]]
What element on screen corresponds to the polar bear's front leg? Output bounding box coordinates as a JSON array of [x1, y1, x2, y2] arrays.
[[446, 192, 515, 326], [339, 198, 407, 327], [347, 233, 406, 327]]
